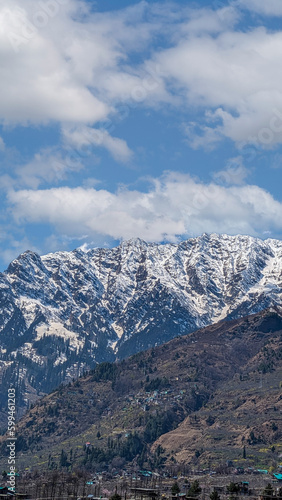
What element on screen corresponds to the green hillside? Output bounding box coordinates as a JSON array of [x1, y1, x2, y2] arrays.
[[2, 308, 282, 473]]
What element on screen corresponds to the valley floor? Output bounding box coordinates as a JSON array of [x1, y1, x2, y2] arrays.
[[7, 470, 282, 500]]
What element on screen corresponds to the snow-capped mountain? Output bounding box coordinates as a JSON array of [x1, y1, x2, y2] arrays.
[[1, 233, 282, 408]]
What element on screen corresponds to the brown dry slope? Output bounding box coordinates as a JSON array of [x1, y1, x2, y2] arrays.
[[2, 307, 282, 471], [154, 311, 282, 468]]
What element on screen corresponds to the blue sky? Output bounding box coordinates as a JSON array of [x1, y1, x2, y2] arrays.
[[1, 0, 282, 269]]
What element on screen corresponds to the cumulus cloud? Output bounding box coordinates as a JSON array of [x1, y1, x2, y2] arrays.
[[7, 173, 282, 242], [213, 157, 250, 185], [62, 126, 133, 163], [180, 5, 239, 35], [154, 25, 282, 147], [0, 0, 171, 127], [0, 147, 84, 190], [1, 0, 282, 153], [0, 1, 108, 125], [17, 148, 84, 188], [237, 0, 282, 16]]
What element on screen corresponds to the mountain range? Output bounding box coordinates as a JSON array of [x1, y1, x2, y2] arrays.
[[1, 233, 282, 416], [4, 307, 282, 472]]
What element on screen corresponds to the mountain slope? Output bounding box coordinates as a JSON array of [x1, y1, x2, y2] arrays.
[[5, 307, 282, 472], [1, 233, 282, 415]]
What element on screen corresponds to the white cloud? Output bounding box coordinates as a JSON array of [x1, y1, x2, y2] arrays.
[[1, 0, 282, 153], [62, 126, 133, 163], [17, 148, 83, 188], [153, 25, 282, 147], [0, 0, 171, 128], [0, 148, 83, 190], [181, 6, 239, 35], [0, 136, 5, 151], [237, 0, 282, 16], [7, 173, 282, 242], [184, 122, 223, 150], [0, 1, 109, 125], [213, 156, 250, 185]]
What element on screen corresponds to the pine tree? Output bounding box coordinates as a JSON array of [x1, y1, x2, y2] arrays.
[[60, 449, 68, 467], [171, 482, 180, 496], [210, 491, 220, 500]]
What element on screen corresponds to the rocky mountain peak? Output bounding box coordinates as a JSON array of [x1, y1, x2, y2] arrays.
[[0, 233, 282, 411]]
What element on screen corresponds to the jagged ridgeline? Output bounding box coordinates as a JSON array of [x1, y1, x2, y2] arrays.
[[0, 233, 282, 419]]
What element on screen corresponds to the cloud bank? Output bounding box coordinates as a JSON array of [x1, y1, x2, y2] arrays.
[[8, 173, 282, 243], [2, 0, 282, 149]]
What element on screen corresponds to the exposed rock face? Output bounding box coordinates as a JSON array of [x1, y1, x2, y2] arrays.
[[0, 233, 282, 406], [4, 307, 282, 471]]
